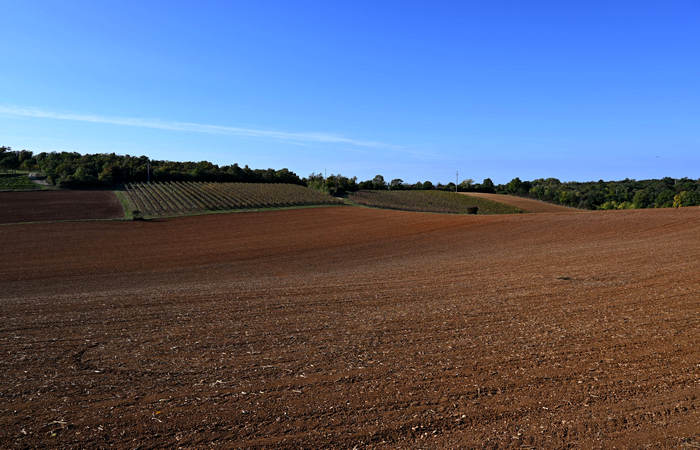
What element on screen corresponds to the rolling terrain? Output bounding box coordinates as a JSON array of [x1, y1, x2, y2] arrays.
[[460, 192, 578, 213], [350, 190, 522, 214], [0, 206, 698, 447]]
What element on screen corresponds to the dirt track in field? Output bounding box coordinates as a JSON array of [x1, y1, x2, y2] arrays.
[[0, 206, 698, 448], [0, 190, 124, 224], [460, 192, 578, 213]]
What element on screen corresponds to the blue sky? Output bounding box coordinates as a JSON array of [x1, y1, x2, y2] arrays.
[[1, 1, 698, 184]]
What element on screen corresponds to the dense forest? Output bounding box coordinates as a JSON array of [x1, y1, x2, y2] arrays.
[[2, 146, 698, 208], [0, 147, 303, 187], [485, 176, 700, 209]]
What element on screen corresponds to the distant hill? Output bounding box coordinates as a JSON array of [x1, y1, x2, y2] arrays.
[[459, 193, 577, 213], [349, 190, 522, 214]]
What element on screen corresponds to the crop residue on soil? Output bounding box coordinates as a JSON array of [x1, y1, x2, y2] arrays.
[[0, 206, 698, 447]]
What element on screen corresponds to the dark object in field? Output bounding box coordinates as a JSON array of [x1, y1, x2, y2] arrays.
[[467, 206, 478, 214]]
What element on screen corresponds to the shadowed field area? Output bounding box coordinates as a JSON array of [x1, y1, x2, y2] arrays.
[[0, 206, 698, 447], [0, 190, 124, 223]]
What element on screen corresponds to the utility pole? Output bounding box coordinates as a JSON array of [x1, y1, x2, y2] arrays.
[[456, 170, 459, 193]]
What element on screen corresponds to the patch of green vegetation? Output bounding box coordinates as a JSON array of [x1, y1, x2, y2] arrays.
[[348, 190, 522, 214], [113, 190, 135, 220], [0, 173, 42, 191]]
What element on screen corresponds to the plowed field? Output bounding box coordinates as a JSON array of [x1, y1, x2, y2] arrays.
[[0, 206, 698, 447], [0, 190, 124, 224], [460, 192, 577, 213]]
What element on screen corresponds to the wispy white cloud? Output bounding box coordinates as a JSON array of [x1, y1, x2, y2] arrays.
[[0, 105, 402, 150]]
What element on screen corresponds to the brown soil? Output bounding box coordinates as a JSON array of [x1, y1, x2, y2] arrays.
[[0, 206, 698, 448], [460, 192, 578, 213], [0, 190, 124, 224]]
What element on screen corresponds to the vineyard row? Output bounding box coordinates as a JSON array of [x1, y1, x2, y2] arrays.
[[124, 181, 341, 216]]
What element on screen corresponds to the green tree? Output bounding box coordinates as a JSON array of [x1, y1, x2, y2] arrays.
[[632, 188, 654, 208], [479, 178, 495, 193], [98, 165, 118, 184], [0, 146, 9, 172], [505, 177, 524, 195], [674, 190, 700, 207], [458, 178, 474, 191], [654, 189, 675, 208], [0, 148, 20, 173], [389, 178, 404, 190], [372, 174, 387, 190], [305, 172, 326, 192]]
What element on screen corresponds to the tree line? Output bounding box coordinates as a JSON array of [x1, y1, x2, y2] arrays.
[[299, 173, 700, 209], [0, 147, 303, 187], [304, 172, 473, 196], [486, 176, 700, 209], [2, 146, 698, 208]]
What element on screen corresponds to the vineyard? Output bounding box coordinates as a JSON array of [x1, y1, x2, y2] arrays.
[[0, 173, 41, 191], [123, 181, 342, 216], [349, 190, 522, 214]]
